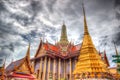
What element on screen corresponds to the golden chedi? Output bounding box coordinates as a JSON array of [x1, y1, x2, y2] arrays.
[[73, 3, 113, 80]]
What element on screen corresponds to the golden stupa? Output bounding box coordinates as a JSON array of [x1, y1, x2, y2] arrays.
[[73, 3, 113, 79]]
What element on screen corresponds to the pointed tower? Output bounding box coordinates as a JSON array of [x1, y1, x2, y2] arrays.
[[73, 3, 112, 79], [34, 38, 44, 57], [104, 50, 110, 67], [26, 43, 30, 60], [59, 22, 69, 45], [25, 43, 34, 74]]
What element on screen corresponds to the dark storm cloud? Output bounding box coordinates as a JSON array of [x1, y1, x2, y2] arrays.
[[58, 0, 87, 18], [43, 25, 57, 33], [115, 0, 120, 7], [116, 13, 120, 20], [30, 0, 43, 14], [45, 0, 57, 13], [26, 0, 43, 20], [0, 20, 18, 35], [10, 13, 33, 26], [0, 48, 12, 58], [0, 1, 6, 11], [115, 0, 120, 20], [0, 20, 17, 58], [99, 36, 108, 47], [113, 32, 120, 46], [0, 1, 29, 59], [111, 0, 120, 46], [0, 43, 14, 51], [61, 0, 81, 17]]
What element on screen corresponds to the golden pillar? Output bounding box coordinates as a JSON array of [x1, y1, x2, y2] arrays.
[[64, 60, 66, 78], [39, 58, 43, 80], [69, 58, 72, 80], [47, 58, 51, 80], [42, 57, 47, 80], [53, 59, 56, 80], [58, 58, 61, 80]]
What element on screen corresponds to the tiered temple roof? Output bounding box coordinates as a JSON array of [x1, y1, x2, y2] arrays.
[[32, 23, 81, 60], [6, 44, 35, 79], [73, 3, 112, 79], [59, 23, 69, 45]]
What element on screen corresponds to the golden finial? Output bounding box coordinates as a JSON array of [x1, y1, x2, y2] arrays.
[[113, 41, 119, 56], [26, 43, 30, 60], [82, 2, 89, 35]]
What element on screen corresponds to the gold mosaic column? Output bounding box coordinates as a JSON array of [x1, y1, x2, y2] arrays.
[[39, 58, 43, 80], [69, 58, 72, 80], [47, 58, 51, 80], [58, 58, 61, 80], [42, 57, 47, 80], [63, 60, 66, 78], [53, 59, 56, 80]]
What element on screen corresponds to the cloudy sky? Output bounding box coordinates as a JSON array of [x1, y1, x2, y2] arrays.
[[0, 0, 120, 67]]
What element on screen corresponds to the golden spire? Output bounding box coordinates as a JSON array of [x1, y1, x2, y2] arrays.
[[25, 43, 34, 73], [82, 3, 89, 35], [59, 21, 69, 45], [25, 43, 30, 60], [114, 42, 119, 56], [73, 2, 111, 79], [104, 50, 110, 67]]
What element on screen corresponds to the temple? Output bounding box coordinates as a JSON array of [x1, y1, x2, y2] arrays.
[[2, 2, 120, 80], [31, 23, 81, 80], [73, 3, 113, 79], [6, 44, 36, 80], [30, 20, 111, 80]]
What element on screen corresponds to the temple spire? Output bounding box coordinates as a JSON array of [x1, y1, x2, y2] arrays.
[[59, 22, 69, 44], [104, 50, 110, 67], [82, 2, 89, 35], [26, 43, 30, 60], [25, 43, 33, 73], [114, 42, 119, 56], [73, 2, 111, 79]]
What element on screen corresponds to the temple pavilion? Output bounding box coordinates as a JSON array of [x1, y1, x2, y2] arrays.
[[31, 23, 81, 80]]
